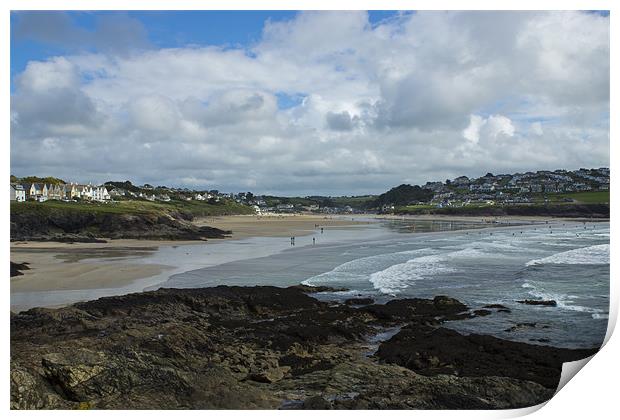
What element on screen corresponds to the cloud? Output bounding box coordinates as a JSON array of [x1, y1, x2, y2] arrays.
[[11, 57, 101, 137], [325, 111, 356, 131], [12, 11, 150, 54], [10, 11, 609, 195]]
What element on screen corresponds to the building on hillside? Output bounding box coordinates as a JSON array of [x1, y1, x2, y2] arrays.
[[109, 188, 126, 198], [92, 186, 111, 201], [530, 184, 543, 193], [452, 176, 470, 186], [80, 185, 94, 200], [24, 183, 47, 200], [10, 184, 26, 202], [47, 184, 65, 200], [65, 184, 81, 199]]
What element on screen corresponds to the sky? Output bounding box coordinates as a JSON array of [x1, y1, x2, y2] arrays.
[[10, 10, 610, 195]]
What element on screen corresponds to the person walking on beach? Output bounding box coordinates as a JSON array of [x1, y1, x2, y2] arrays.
[[320, 227, 324, 234], [313, 237, 316, 245]]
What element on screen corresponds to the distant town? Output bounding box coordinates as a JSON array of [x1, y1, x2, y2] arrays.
[[10, 167, 610, 214]]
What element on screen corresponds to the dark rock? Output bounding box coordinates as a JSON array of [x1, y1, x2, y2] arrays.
[[517, 300, 557, 307], [377, 325, 597, 389], [504, 322, 538, 333], [289, 285, 349, 293], [302, 395, 332, 409], [473, 309, 492, 317], [11, 262, 30, 277], [11, 286, 578, 409], [363, 296, 469, 322], [344, 298, 374, 306], [484, 304, 509, 310]]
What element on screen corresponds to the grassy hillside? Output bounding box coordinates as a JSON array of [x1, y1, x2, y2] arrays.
[[11, 198, 255, 218], [546, 191, 609, 204]]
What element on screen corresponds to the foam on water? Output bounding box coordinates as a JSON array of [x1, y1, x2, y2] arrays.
[[302, 247, 434, 288], [525, 244, 609, 266], [369, 254, 456, 294], [521, 281, 605, 314], [368, 247, 489, 294]]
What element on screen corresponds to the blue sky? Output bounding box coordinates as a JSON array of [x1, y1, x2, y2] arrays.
[[11, 10, 401, 83]]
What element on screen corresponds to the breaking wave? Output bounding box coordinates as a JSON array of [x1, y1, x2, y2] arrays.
[[368, 247, 488, 294], [526, 244, 609, 266]]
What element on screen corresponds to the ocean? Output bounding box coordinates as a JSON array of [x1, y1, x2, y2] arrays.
[[164, 218, 610, 349]]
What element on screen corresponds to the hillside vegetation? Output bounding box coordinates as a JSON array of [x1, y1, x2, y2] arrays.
[[10, 199, 254, 242]]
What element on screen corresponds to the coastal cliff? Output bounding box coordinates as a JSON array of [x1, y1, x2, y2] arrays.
[[11, 286, 597, 409], [10, 205, 231, 242]]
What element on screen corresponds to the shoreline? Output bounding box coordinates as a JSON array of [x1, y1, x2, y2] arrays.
[[10, 215, 376, 311], [10, 215, 609, 312]]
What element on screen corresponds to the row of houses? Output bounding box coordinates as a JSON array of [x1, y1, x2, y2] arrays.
[[10, 183, 111, 202]]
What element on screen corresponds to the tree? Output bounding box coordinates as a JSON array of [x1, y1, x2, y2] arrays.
[[373, 184, 434, 207], [20, 176, 66, 185]]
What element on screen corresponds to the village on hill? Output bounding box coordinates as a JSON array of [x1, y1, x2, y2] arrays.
[[10, 167, 610, 214]]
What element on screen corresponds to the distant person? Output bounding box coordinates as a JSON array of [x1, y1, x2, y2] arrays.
[[313, 237, 316, 245], [321, 228, 324, 234]]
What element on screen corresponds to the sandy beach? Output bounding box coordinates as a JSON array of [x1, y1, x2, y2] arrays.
[[10, 214, 370, 299], [194, 213, 369, 239]]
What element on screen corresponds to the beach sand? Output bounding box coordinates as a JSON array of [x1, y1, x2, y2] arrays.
[[11, 248, 172, 293], [10, 214, 368, 297], [194, 213, 368, 240]]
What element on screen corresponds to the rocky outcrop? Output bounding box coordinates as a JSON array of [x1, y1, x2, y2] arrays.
[[11, 286, 598, 410], [345, 298, 375, 306], [517, 299, 558, 307], [11, 262, 30, 277], [376, 325, 595, 389], [11, 209, 231, 242]]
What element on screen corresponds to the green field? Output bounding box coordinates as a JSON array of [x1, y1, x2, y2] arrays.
[[544, 191, 610, 204], [11, 198, 255, 217]]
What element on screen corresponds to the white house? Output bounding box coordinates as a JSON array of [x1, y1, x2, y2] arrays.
[[10, 184, 27, 202], [92, 186, 111, 201], [24, 183, 46, 200], [78, 185, 94, 200]]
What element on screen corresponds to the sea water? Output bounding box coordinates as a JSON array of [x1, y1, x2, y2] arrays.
[[166, 219, 610, 349]]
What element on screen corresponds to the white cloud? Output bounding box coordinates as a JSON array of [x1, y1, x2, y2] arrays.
[[10, 11, 609, 195]]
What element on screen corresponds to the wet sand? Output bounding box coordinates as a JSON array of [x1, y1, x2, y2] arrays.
[[10, 215, 369, 302], [11, 248, 172, 293], [194, 214, 368, 239]]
